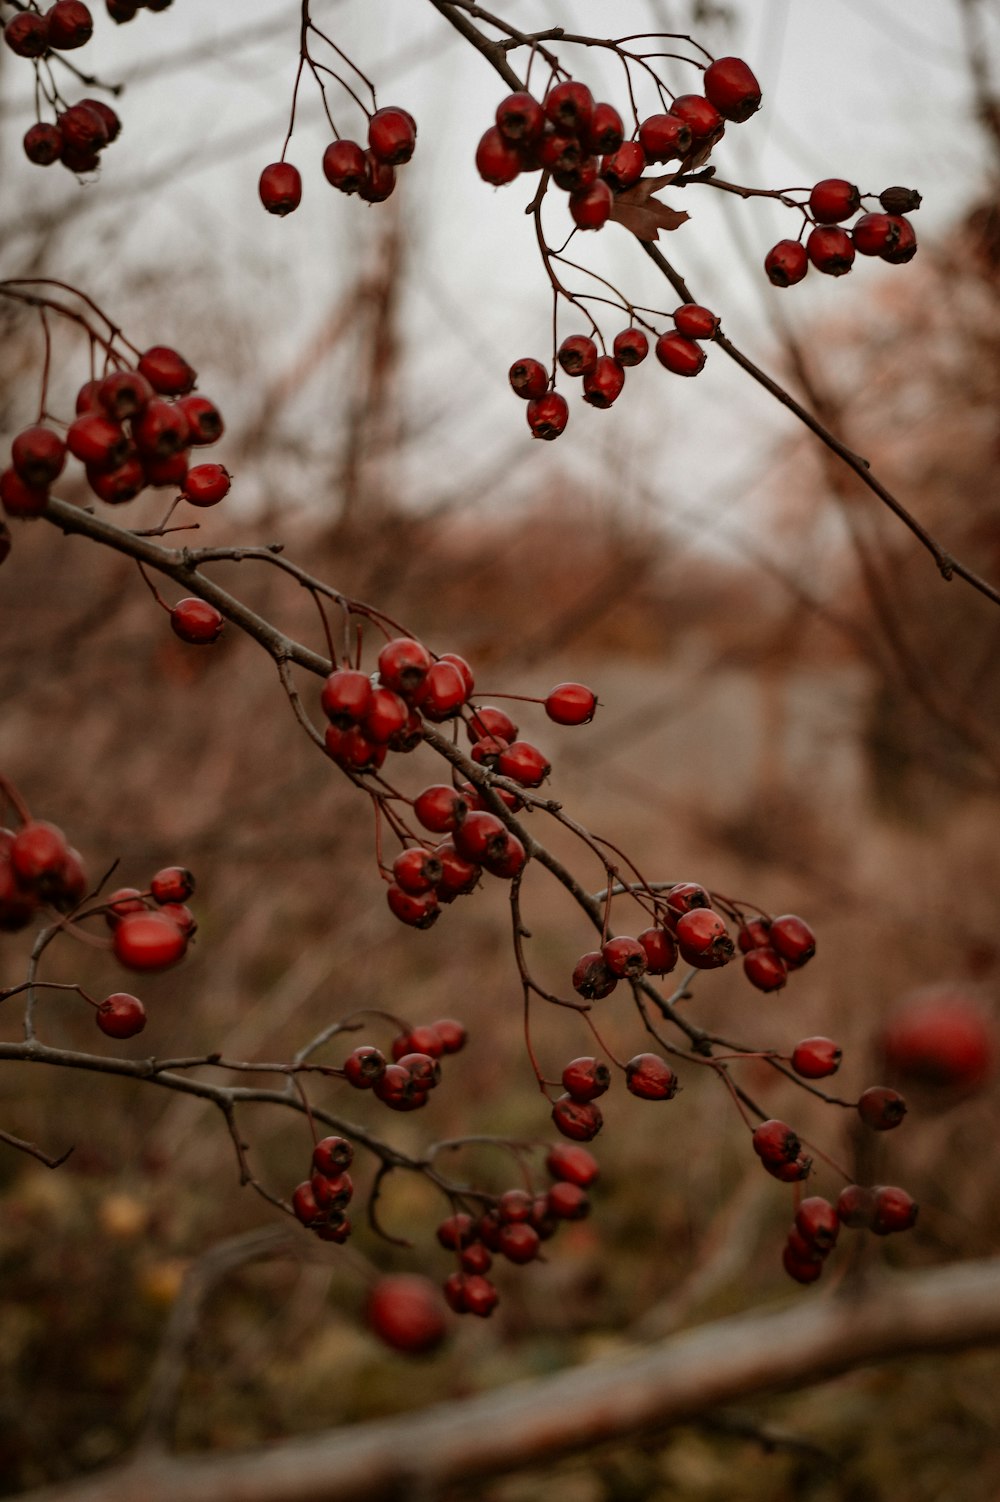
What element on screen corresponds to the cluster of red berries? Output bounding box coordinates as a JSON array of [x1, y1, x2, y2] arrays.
[[782, 1185, 918, 1285], [765, 181, 920, 286], [1, 345, 230, 520], [510, 301, 721, 439], [105, 0, 172, 21], [550, 1051, 680, 1144], [319, 635, 596, 928], [23, 95, 121, 175], [737, 912, 816, 994], [258, 106, 417, 217], [0, 816, 87, 931], [476, 56, 761, 221], [291, 1134, 355, 1244], [336, 1016, 467, 1114], [103, 864, 197, 977], [4, 2, 93, 60]]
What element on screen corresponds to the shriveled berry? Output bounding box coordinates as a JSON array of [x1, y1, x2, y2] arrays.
[[655, 332, 706, 377], [96, 991, 146, 1040], [322, 139, 367, 193], [625, 1053, 678, 1100], [258, 161, 302, 216], [170, 598, 223, 645], [809, 178, 861, 225], [509, 358, 548, 400], [552, 1093, 602, 1141], [673, 304, 719, 340], [112, 911, 187, 971], [366, 1275, 446, 1355], [557, 335, 598, 377], [343, 1045, 386, 1088], [703, 57, 761, 124], [792, 1037, 842, 1079], [743, 947, 787, 992], [562, 1056, 610, 1101], [368, 106, 417, 166], [765, 239, 808, 287], [571, 950, 618, 1001], [526, 391, 569, 440]]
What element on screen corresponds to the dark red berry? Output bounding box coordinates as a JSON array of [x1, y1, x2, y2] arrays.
[[751, 1118, 800, 1165], [836, 1184, 877, 1229], [343, 1045, 386, 1088], [612, 328, 648, 367], [177, 395, 223, 446], [4, 13, 50, 57], [601, 936, 647, 979], [414, 660, 468, 721], [468, 706, 519, 742], [79, 97, 119, 142], [180, 462, 230, 507], [743, 947, 787, 993], [373, 1063, 419, 1109], [1, 469, 47, 518], [546, 1141, 599, 1186], [582, 354, 625, 406], [782, 1244, 823, 1284], [673, 304, 719, 340], [795, 1197, 839, 1251], [655, 332, 706, 377], [880, 990, 994, 1091], [768, 915, 816, 966], [881, 215, 917, 264], [258, 161, 302, 216], [66, 413, 130, 469], [386, 883, 439, 930], [737, 917, 772, 952], [852, 211, 899, 256], [585, 101, 624, 154], [496, 740, 550, 787], [366, 1275, 447, 1355], [625, 1053, 678, 1100], [809, 178, 861, 225], [368, 106, 417, 166], [601, 141, 645, 190], [291, 1181, 323, 1227], [134, 399, 190, 458], [414, 784, 468, 834], [571, 950, 618, 1001], [433, 842, 480, 902], [362, 686, 409, 743], [497, 1221, 540, 1264], [476, 125, 521, 186], [561, 1056, 610, 1101], [664, 882, 711, 922], [46, 1, 93, 49], [544, 682, 596, 725], [98, 370, 153, 422], [322, 139, 367, 193], [638, 113, 692, 163], [496, 91, 544, 143], [791, 1037, 842, 1079], [436, 1212, 475, 1250], [674, 907, 733, 968], [96, 991, 147, 1039], [509, 358, 548, 400], [857, 1086, 907, 1131], [871, 1185, 918, 1235], [671, 94, 723, 143], [138, 345, 196, 397], [23, 122, 63, 166], [570, 179, 613, 231], [765, 239, 809, 287], [544, 80, 594, 136], [378, 637, 432, 696], [392, 848, 442, 896], [112, 911, 187, 971], [170, 598, 223, 645], [557, 335, 598, 377], [143, 452, 189, 489], [765, 1154, 812, 1183], [321, 669, 373, 727], [547, 1181, 590, 1220], [703, 57, 761, 124], [10, 821, 67, 887], [11, 426, 66, 489], [453, 811, 509, 865], [150, 866, 194, 903], [86, 457, 145, 505], [526, 391, 569, 440], [358, 151, 396, 203], [312, 1135, 353, 1176], [807, 226, 855, 276], [637, 926, 677, 976]]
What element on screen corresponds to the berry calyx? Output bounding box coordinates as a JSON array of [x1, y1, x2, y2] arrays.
[[258, 162, 302, 216]]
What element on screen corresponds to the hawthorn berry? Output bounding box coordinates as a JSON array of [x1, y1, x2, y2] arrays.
[[437, 1213, 475, 1249], [737, 917, 771, 952], [703, 57, 762, 123], [430, 1018, 467, 1054], [571, 950, 618, 1001], [782, 1244, 823, 1284], [552, 1093, 602, 1141], [768, 915, 816, 966], [46, 1, 93, 49], [312, 1135, 354, 1176], [414, 784, 468, 834], [311, 1169, 353, 1212], [170, 598, 223, 645], [291, 1181, 324, 1227], [103, 887, 146, 927], [10, 821, 68, 886], [24, 123, 63, 166], [547, 1181, 590, 1219], [150, 866, 194, 904], [134, 399, 190, 457], [258, 161, 301, 214], [321, 669, 373, 727], [413, 660, 468, 721], [655, 332, 706, 377], [392, 848, 443, 896], [98, 370, 153, 422], [742, 947, 787, 992], [879, 990, 994, 1090], [80, 97, 120, 143], [856, 1085, 907, 1131], [601, 936, 647, 979], [806, 226, 855, 276], [765, 239, 809, 287], [836, 1184, 877, 1229], [751, 1119, 800, 1166], [671, 94, 723, 143], [674, 907, 734, 968], [392, 1025, 444, 1062], [315, 1217, 352, 1244], [792, 1037, 842, 1079], [526, 391, 569, 440], [808, 178, 861, 224], [343, 1045, 386, 1088], [497, 1221, 540, 1264], [562, 1056, 611, 1101], [397, 1051, 441, 1091], [433, 841, 480, 902], [852, 212, 899, 257], [368, 106, 417, 165], [497, 740, 550, 787], [495, 92, 545, 143], [86, 457, 145, 505], [177, 395, 223, 445], [795, 1197, 839, 1251], [322, 139, 367, 193], [66, 414, 130, 469], [476, 125, 521, 186], [509, 358, 549, 400], [871, 1185, 918, 1235], [112, 911, 187, 971], [638, 113, 692, 163], [386, 883, 439, 930], [379, 636, 432, 696], [11, 426, 66, 489], [363, 687, 409, 743], [544, 80, 594, 136], [138, 346, 197, 397], [96, 992, 146, 1040], [586, 101, 624, 154], [482, 832, 526, 879], [156, 902, 197, 938], [612, 328, 648, 367], [325, 724, 386, 774], [637, 926, 678, 976], [583, 354, 625, 407], [468, 706, 519, 742], [546, 1141, 599, 1186], [570, 179, 613, 231], [601, 141, 646, 190], [625, 1053, 678, 1100], [673, 305, 719, 340], [664, 881, 710, 920], [183, 463, 231, 506], [1, 469, 48, 518], [358, 152, 396, 202], [4, 13, 50, 57], [557, 335, 599, 377], [765, 1154, 812, 1183], [144, 452, 189, 489], [881, 215, 917, 264]]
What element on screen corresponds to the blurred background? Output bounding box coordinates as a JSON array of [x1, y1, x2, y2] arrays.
[[1, 0, 1000, 1497]]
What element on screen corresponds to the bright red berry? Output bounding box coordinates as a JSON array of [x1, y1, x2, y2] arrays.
[[671, 94, 723, 143], [544, 682, 597, 725], [612, 328, 648, 367], [570, 179, 613, 231], [170, 598, 223, 645], [378, 636, 432, 696], [368, 106, 417, 166], [655, 331, 706, 377], [703, 57, 761, 123], [562, 1056, 611, 1101], [768, 915, 816, 966], [871, 1185, 918, 1236], [96, 991, 146, 1040], [806, 226, 855, 276], [312, 1135, 354, 1176], [386, 883, 440, 930], [476, 125, 521, 186], [258, 162, 302, 216], [343, 1045, 386, 1088], [673, 304, 719, 340], [112, 911, 187, 971], [765, 239, 809, 287], [751, 1118, 800, 1165], [177, 395, 223, 445], [601, 141, 645, 190], [675, 907, 733, 968], [742, 947, 787, 992], [792, 1037, 842, 1079], [496, 740, 550, 787], [638, 113, 692, 163], [601, 936, 647, 979], [582, 354, 625, 406], [414, 660, 468, 721], [138, 346, 196, 397], [637, 926, 677, 976], [546, 1141, 599, 1186], [150, 866, 194, 903], [182, 463, 231, 506], [809, 178, 861, 224], [414, 784, 468, 834]]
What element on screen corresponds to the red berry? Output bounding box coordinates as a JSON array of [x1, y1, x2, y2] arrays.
[[138, 346, 196, 397], [857, 1086, 907, 1132], [322, 139, 367, 193], [637, 926, 678, 976], [601, 935, 647, 979], [497, 1188, 533, 1224], [433, 841, 480, 902], [766, 1155, 812, 1183], [664, 881, 710, 922], [386, 883, 439, 930], [612, 328, 648, 367], [46, 1, 93, 49], [366, 1276, 447, 1354], [546, 1141, 599, 1186], [177, 395, 223, 446], [671, 94, 723, 143], [378, 636, 432, 696], [557, 335, 598, 377], [368, 106, 417, 166], [66, 413, 130, 469], [468, 706, 519, 742], [571, 950, 618, 1001], [751, 1118, 800, 1166], [315, 1216, 351, 1244], [601, 141, 645, 190], [638, 113, 692, 163], [795, 1197, 839, 1251], [258, 161, 302, 216], [585, 102, 624, 155], [495, 91, 544, 143], [768, 915, 816, 966], [544, 80, 594, 136], [310, 1170, 353, 1213], [291, 1180, 324, 1227], [24, 122, 63, 166], [414, 660, 468, 721], [362, 686, 409, 743], [496, 740, 550, 787], [373, 1062, 422, 1110], [765, 239, 809, 287], [655, 331, 706, 377], [134, 398, 190, 457], [782, 1244, 823, 1284], [79, 97, 119, 143], [324, 724, 386, 774], [625, 1053, 678, 1100], [431, 1018, 466, 1054], [552, 1094, 602, 1141], [392, 1026, 444, 1062], [312, 1135, 353, 1176], [437, 1213, 475, 1249], [544, 682, 596, 725], [10, 821, 68, 887], [526, 391, 569, 440], [880, 990, 994, 1091], [453, 811, 509, 865], [343, 1045, 386, 1088], [358, 151, 396, 202], [1, 469, 48, 518], [96, 991, 146, 1040], [792, 1037, 842, 1079], [482, 832, 526, 880], [742, 947, 787, 993], [414, 784, 468, 834], [321, 669, 373, 728], [561, 1056, 610, 1101], [497, 1221, 540, 1264], [808, 178, 861, 225], [392, 848, 443, 897], [806, 226, 855, 276], [103, 887, 146, 927], [871, 1185, 918, 1235], [183, 463, 231, 507], [674, 907, 734, 968], [98, 370, 153, 422], [570, 179, 613, 231], [881, 215, 917, 264], [4, 13, 50, 57], [11, 426, 66, 489], [476, 125, 522, 186], [86, 456, 146, 504], [836, 1185, 877, 1229], [737, 918, 772, 952], [852, 212, 899, 257], [170, 598, 223, 645], [509, 358, 548, 400], [703, 57, 761, 124], [547, 1181, 590, 1219], [149, 866, 194, 905], [461, 1274, 499, 1317], [143, 451, 189, 489], [112, 911, 187, 971], [582, 354, 625, 406], [673, 304, 719, 340]]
